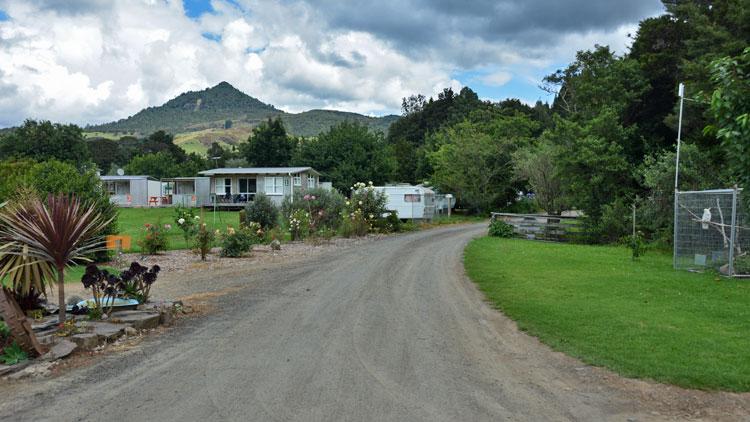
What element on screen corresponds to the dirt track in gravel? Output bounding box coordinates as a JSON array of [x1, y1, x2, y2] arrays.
[[2, 224, 749, 421]]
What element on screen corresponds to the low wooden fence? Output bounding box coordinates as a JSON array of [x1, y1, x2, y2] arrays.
[[490, 213, 587, 243]]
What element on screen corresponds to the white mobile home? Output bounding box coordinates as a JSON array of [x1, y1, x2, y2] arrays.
[[101, 176, 161, 207], [198, 167, 321, 208], [374, 185, 436, 220], [161, 177, 211, 207]]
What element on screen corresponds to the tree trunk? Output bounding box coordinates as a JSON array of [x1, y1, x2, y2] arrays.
[[57, 267, 66, 324], [0, 288, 45, 356]]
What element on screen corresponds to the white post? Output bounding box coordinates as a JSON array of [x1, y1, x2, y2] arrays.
[[729, 185, 738, 276], [674, 83, 685, 192], [673, 83, 685, 269]]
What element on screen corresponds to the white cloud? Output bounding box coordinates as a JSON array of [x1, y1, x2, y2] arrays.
[[479, 71, 512, 87], [0, 0, 659, 127]]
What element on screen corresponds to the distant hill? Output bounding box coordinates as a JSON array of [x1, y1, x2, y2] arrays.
[[87, 82, 399, 138]]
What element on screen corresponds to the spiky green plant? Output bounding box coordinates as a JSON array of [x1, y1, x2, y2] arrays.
[[0, 195, 111, 323]]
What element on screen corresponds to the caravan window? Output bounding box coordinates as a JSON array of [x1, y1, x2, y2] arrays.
[[404, 194, 421, 203]]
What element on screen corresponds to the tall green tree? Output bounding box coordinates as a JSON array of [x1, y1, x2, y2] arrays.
[[428, 112, 537, 212], [294, 121, 394, 191], [239, 118, 296, 167], [0, 120, 91, 167], [705, 47, 750, 203]]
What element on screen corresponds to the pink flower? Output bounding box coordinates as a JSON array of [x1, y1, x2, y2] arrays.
[[311, 195, 316, 200], [303, 194, 311, 200]]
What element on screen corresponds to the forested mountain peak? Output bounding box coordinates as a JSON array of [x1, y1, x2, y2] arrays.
[[161, 82, 279, 113], [86, 82, 397, 137]]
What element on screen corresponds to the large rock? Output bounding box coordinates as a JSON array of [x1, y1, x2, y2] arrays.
[[69, 333, 100, 350], [41, 339, 77, 361], [110, 310, 161, 330], [87, 322, 125, 342]]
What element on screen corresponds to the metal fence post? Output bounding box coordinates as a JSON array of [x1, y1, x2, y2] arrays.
[[673, 189, 679, 269], [729, 185, 739, 276]]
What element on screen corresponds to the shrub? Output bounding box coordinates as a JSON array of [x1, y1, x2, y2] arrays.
[[735, 254, 750, 275], [281, 188, 346, 231], [174, 206, 200, 244], [194, 223, 214, 260], [347, 182, 388, 223], [138, 223, 169, 255], [220, 224, 262, 257], [244, 193, 279, 229], [338, 215, 355, 238], [0, 342, 28, 365], [488, 219, 514, 238], [373, 211, 402, 233], [628, 231, 647, 260], [288, 209, 311, 241], [28, 160, 118, 262]]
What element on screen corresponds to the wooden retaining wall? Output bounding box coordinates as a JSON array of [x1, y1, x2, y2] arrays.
[[490, 213, 587, 243]]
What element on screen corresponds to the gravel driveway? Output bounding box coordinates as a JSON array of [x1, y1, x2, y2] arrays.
[[1, 224, 748, 421]]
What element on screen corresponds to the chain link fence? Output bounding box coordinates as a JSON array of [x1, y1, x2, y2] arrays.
[[674, 188, 749, 276]]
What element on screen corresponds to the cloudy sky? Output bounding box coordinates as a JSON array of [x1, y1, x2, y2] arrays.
[[0, 0, 664, 127]]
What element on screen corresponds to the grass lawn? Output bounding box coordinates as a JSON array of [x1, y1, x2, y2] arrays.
[[117, 207, 241, 252], [464, 237, 750, 391]]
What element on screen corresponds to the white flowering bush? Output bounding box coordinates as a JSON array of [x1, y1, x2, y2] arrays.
[[281, 188, 346, 231], [287, 209, 311, 241], [344, 181, 388, 236], [174, 205, 200, 245]]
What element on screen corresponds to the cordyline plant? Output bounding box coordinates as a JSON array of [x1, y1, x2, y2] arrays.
[[0, 195, 111, 323]]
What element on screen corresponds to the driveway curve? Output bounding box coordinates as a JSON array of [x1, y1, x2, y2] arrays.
[[1, 224, 747, 421]]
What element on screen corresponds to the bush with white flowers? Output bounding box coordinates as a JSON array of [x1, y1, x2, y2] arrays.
[[174, 205, 200, 245], [344, 181, 388, 236]]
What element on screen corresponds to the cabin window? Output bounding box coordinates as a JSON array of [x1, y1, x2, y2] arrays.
[[176, 181, 195, 195], [217, 178, 231, 196], [106, 181, 129, 195], [293, 176, 302, 186], [307, 175, 316, 188], [264, 176, 284, 194], [238, 178, 256, 194], [404, 194, 421, 203]]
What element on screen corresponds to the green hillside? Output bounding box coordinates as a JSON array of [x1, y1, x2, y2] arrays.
[[86, 82, 399, 142]]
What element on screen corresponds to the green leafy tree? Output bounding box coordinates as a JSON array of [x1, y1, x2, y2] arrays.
[[513, 140, 566, 215], [705, 47, 750, 203], [294, 121, 394, 191], [86, 138, 128, 174], [428, 112, 536, 212], [239, 118, 296, 166], [0, 120, 91, 167]]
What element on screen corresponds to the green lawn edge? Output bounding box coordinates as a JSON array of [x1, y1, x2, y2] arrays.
[[463, 236, 750, 392]]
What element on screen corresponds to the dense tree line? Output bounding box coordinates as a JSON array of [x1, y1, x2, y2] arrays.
[[0, 0, 747, 246]]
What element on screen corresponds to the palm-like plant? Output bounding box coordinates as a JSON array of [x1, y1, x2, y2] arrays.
[[0, 195, 111, 323]]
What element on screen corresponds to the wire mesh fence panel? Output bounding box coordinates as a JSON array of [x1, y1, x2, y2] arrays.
[[674, 189, 748, 276]]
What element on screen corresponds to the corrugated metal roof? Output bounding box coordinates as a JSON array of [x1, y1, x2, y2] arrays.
[[99, 175, 157, 181], [198, 167, 319, 176]]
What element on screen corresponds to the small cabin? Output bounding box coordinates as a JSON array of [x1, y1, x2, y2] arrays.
[[100, 176, 161, 207], [373, 185, 437, 220], [160, 177, 211, 207]]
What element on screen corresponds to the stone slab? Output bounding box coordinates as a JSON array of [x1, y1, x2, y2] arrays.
[[42, 339, 77, 361], [69, 333, 100, 350], [87, 322, 125, 342], [110, 311, 160, 330]]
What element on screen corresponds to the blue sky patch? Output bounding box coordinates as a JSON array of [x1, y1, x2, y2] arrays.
[[202, 32, 221, 42], [183, 0, 214, 19], [0, 9, 10, 21]]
